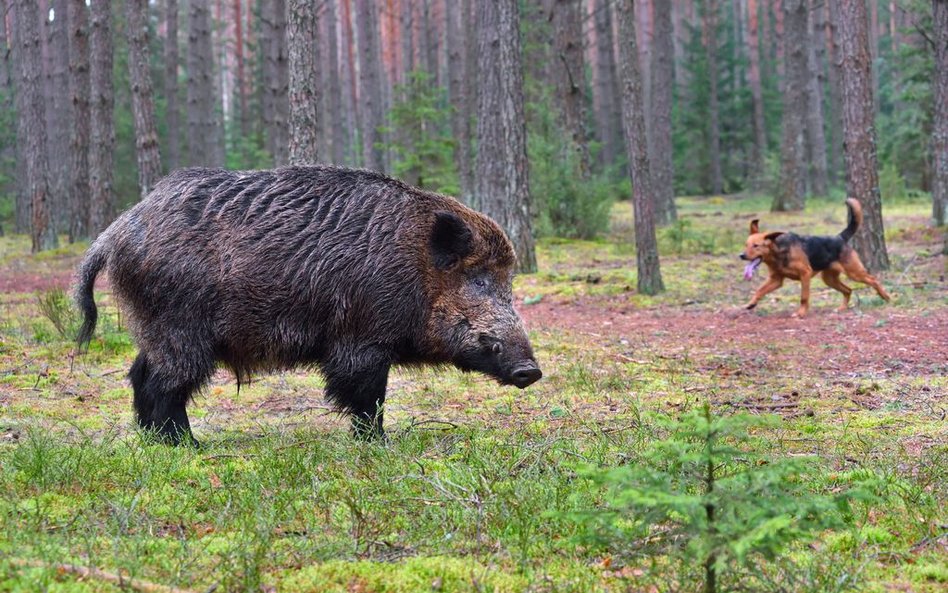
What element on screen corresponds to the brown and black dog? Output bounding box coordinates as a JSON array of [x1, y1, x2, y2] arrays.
[[740, 198, 891, 317]]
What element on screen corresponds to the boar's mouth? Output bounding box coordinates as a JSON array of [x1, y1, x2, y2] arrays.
[[453, 334, 542, 389]]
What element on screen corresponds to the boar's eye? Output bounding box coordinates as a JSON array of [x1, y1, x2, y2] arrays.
[[472, 275, 489, 290]]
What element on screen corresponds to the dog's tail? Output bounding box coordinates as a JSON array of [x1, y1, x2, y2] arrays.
[[840, 198, 862, 242], [74, 232, 112, 349]]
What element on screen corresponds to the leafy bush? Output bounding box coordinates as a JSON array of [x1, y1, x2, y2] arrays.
[[568, 404, 876, 593]]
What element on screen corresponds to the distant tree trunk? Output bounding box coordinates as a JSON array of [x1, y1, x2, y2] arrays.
[[826, 0, 844, 184], [650, 0, 676, 224], [287, 0, 319, 165], [46, 0, 71, 234], [164, 0, 180, 170], [593, 0, 622, 169], [401, 0, 414, 75], [446, 0, 474, 201], [67, 0, 90, 241], [932, 0, 947, 231], [356, 0, 385, 171], [747, 0, 767, 188], [13, 0, 56, 250], [325, 0, 346, 164], [125, 0, 163, 199], [187, 0, 220, 166], [704, 0, 724, 194], [341, 0, 360, 165], [233, 0, 247, 141], [552, 0, 591, 179], [261, 0, 289, 165], [88, 0, 114, 236], [474, 0, 535, 273], [838, 0, 888, 270], [804, 0, 828, 196], [772, 0, 807, 211], [616, 0, 663, 295]]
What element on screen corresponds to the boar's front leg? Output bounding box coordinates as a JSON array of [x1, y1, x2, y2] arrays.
[[129, 351, 208, 446], [323, 347, 391, 439]]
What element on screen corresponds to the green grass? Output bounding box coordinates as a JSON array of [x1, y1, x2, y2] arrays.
[[0, 194, 945, 591]]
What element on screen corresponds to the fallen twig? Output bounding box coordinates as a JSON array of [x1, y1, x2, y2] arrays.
[[7, 557, 203, 593]]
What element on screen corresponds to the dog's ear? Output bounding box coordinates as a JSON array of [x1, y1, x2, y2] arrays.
[[764, 231, 784, 243], [749, 219, 759, 234]]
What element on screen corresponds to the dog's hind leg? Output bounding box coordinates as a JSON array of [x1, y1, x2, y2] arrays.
[[821, 267, 853, 311], [841, 251, 891, 302]]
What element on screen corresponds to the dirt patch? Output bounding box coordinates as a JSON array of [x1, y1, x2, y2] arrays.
[[521, 295, 948, 378]]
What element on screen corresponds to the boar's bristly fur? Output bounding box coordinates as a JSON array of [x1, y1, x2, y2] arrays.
[[74, 166, 542, 444]]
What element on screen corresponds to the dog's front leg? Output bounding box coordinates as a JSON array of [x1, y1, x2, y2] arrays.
[[746, 276, 783, 309]]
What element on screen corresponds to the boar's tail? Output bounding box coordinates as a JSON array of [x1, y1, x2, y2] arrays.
[[74, 240, 109, 350]]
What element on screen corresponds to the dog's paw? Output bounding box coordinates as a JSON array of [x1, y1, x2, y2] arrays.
[[744, 302, 757, 310]]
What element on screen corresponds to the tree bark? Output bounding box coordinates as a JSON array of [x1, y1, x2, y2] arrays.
[[46, 0, 71, 234], [165, 0, 180, 170], [837, 0, 889, 270], [356, 0, 385, 171], [341, 0, 360, 165], [187, 0, 221, 166], [826, 0, 844, 185], [747, 0, 768, 188], [325, 0, 346, 164], [261, 0, 289, 165], [88, 0, 114, 237], [772, 0, 807, 211], [593, 0, 622, 169], [67, 0, 90, 240], [932, 0, 947, 230], [804, 0, 828, 196], [474, 0, 535, 273], [287, 0, 319, 165], [446, 0, 474, 201], [704, 0, 724, 194], [552, 0, 591, 179], [650, 0, 676, 225], [616, 0, 664, 295], [13, 0, 56, 250], [125, 0, 163, 200]]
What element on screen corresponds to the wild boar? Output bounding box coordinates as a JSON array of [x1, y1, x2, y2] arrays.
[[75, 166, 542, 444]]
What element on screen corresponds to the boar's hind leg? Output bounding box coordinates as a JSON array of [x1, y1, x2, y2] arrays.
[[323, 351, 391, 440], [129, 352, 207, 446]]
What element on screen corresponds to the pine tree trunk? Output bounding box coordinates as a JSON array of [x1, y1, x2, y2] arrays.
[[932, 0, 947, 230], [447, 0, 474, 202], [165, 0, 181, 170], [826, 0, 844, 184], [356, 0, 385, 171], [326, 0, 347, 164], [126, 0, 163, 199], [88, 0, 114, 237], [552, 0, 591, 179], [650, 0, 676, 225], [772, 0, 807, 211], [341, 0, 360, 165], [67, 0, 90, 241], [13, 0, 56, 250], [287, 0, 319, 165], [474, 0, 536, 273], [46, 0, 71, 234], [401, 0, 414, 75], [805, 0, 828, 196], [234, 0, 247, 141], [187, 0, 221, 166], [616, 0, 664, 295], [593, 0, 622, 169], [837, 0, 889, 270], [747, 0, 768, 188], [705, 0, 724, 194], [261, 0, 289, 165]]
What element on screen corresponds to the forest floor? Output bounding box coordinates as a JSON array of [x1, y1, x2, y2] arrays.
[[0, 194, 945, 592]]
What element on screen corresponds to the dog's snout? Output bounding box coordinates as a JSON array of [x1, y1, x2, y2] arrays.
[[739, 253, 748, 260]]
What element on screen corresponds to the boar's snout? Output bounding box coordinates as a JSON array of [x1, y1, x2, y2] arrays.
[[509, 362, 542, 388]]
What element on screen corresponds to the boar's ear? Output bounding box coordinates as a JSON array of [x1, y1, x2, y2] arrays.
[[749, 219, 760, 234], [430, 211, 474, 270]]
